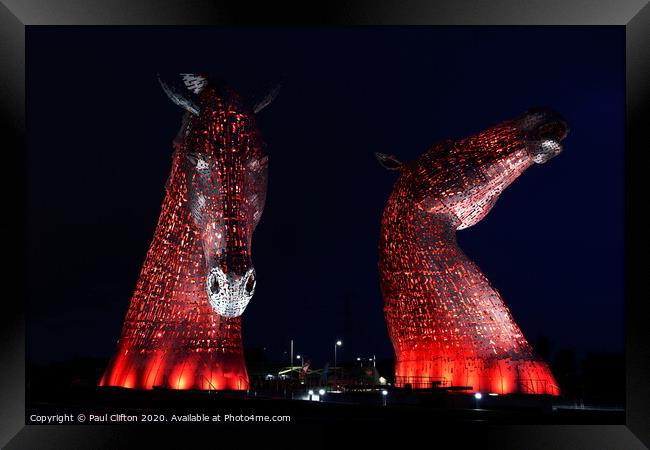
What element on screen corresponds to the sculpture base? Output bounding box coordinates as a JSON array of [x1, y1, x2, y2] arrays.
[[394, 352, 559, 395], [99, 350, 249, 390]]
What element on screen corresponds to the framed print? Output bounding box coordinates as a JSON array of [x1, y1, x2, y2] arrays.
[[1, 1, 647, 448]]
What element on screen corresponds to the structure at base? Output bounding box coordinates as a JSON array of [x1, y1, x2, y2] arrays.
[[377, 108, 568, 395], [100, 74, 272, 390]]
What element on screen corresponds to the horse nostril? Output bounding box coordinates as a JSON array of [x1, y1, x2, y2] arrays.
[[245, 272, 256, 293], [210, 275, 220, 294]]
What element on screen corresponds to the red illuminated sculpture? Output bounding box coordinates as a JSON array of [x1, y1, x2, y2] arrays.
[[377, 108, 568, 395], [100, 74, 275, 390]]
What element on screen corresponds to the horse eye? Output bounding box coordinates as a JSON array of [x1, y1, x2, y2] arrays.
[[245, 272, 256, 293], [186, 153, 199, 166], [210, 276, 220, 294]]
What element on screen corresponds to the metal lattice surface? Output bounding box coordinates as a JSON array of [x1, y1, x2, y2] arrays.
[[378, 108, 568, 395], [100, 75, 267, 390]]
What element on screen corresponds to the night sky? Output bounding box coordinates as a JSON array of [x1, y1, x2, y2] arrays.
[[27, 27, 624, 368]]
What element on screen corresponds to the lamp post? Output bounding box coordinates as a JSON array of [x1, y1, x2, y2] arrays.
[[295, 355, 303, 384], [290, 339, 294, 369], [474, 392, 482, 409], [334, 340, 342, 384], [334, 340, 342, 368]]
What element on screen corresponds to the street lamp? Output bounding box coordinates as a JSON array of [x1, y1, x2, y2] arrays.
[[334, 340, 342, 384], [474, 392, 482, 409], [381, 389, 388, 406], [294, 354, 302, 382], [334, 340, 342, 368]]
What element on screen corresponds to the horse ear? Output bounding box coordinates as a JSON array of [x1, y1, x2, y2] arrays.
[[253, 83, 281, 114], [157, 73, 205, 115], [375, 153, 403, 171]]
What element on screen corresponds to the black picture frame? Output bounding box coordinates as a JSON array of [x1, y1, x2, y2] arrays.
[[1, 1, 647, 447]]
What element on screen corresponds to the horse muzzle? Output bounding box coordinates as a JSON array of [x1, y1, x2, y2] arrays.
[[206, 266, 256, 317]]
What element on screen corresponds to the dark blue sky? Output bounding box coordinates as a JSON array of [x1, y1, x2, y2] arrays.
[[27, 27, 624, 367]]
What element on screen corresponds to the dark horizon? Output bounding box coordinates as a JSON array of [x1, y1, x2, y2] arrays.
[[27, 27, 624, 369]]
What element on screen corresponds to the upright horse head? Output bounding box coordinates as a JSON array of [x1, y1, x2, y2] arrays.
[[159, 74, 272, 317], [100, 74, 276, 390]]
